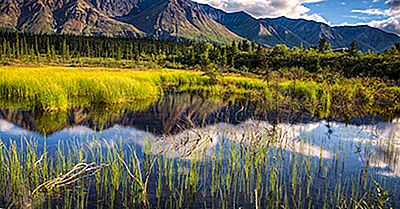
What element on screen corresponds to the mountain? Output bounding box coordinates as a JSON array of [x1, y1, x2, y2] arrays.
[[267, 17, 346, 48], [0, 0, 144, 37], [118, 0, 242, 42], [334, 25, 400, 52], [1, 0, 399, 52], [267, 17, 400, 52]]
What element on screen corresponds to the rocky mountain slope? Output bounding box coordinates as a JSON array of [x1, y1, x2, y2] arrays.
[[1, 0, 399, 52]]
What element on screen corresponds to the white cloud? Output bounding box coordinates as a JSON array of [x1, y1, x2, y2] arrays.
[[369, 16, 400, 35], [194, 0, 329, 24], [351, 8, 391, 16], [349, 1, 400, 35]]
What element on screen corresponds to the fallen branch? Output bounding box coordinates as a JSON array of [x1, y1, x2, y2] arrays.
[[32, 162, 101, 195]]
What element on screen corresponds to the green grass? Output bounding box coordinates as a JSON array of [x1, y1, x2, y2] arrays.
[[0, 131, 396, 209], [0, 67, 201, 111], [0, 66, 272, 111], [0, 66, 399, 119], [0, 66, 267, 110]]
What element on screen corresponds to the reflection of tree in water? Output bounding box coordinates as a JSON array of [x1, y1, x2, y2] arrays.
[[152, 94, 223, 133]]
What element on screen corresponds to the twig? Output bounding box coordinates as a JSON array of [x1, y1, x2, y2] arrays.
[[32, 162, 101, 195]]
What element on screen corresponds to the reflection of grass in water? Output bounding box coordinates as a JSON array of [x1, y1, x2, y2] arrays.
[[41, 98, 156, 133], [35, 111, 68, 134], [84, 98, 158, 129], [262, 79, 400, 120], [0, 129, 397, 209], [0, 97, 157, 134], [0, 93, 231, 134]]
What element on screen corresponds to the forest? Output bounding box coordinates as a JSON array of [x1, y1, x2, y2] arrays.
[[1, 30, 400, 81]]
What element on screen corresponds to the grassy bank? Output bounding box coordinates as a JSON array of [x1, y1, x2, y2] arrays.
[[0, 66, 399, 118], [0, 66, 237, 111]]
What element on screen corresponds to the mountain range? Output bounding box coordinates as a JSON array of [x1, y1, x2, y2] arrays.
[[1, 0, 399, 52]]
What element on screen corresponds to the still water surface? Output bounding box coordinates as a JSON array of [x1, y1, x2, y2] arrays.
[[0, 93, 399, 208]]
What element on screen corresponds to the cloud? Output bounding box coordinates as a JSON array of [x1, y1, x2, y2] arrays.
[[351, 8, 391, 16], [194, 0, 329, 24], [369, 16, 400, 35], [349, 0, 400, 35]]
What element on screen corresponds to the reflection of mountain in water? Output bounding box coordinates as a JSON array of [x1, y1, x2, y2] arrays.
[[0, 93, 396, 135]]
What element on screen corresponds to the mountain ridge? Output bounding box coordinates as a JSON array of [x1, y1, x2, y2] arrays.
[[1, 0, 399, 52]]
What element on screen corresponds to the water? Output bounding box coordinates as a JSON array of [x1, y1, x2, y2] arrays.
[[0, 93, 399, 208]]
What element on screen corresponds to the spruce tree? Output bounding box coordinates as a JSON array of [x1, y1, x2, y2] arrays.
[[15, 33, 20, 59], [318, 38, 332, 52], [1, 39, 6, 58], [349, 41, 358, 54], [222, 46, 228, 67]]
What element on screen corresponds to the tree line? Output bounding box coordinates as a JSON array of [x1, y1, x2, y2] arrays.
[[1, 31, 400, 81]]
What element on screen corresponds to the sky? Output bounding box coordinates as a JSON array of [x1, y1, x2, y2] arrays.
[[194, 0, 400, 35]]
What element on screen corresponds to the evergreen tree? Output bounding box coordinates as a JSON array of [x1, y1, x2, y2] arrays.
[[62, 39, 69, 61], [251, 41, 257, 53], [221, 46, 228, 67], [15, 33, 20, 58], [189, 47, 196, 65], [117, 45, 122, 60], [200, 43, 213, 69], [349, 40, 358, 54], [51, 45, 56, 61], [241, 40, 251, 52], [231, 41, 239, 54], [1, 39, 7, 58], [6, 40, 11, 58], [35, 36, 40, 62], [318, 38, 332, 52]]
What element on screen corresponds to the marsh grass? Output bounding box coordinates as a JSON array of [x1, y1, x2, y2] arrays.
[[1, 66, 399, 120], [0, 67, 263, 111], [0, 126, 397, 209]]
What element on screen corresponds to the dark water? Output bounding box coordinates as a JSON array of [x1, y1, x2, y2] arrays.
[[0, 93, 400, 208]]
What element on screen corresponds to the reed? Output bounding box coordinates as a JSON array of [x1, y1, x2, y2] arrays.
[[0, 128, 396, 209]]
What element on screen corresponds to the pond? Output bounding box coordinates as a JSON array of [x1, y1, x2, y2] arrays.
[[0, 93, 399, 208]]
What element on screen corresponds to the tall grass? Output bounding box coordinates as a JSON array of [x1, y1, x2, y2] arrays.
[[0, 67, 262, 111], [0, 66, 399, 118], [0, 127, 396, 209]]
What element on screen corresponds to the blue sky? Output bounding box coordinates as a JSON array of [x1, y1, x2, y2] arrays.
[[306, 0, 388, 25], [195, 0, 400, 35]]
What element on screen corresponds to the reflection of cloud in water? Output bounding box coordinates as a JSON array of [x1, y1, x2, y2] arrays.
[[0, 119, 30, 136], [368, 119, 400, 177], [119, 119, 400, 177], [1, 118, 399, 177], [156, 121, 333, 159], [62, 126, 94, 135]]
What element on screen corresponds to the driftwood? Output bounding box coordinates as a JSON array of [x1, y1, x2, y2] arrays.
[[32, 162, 101, 195]]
